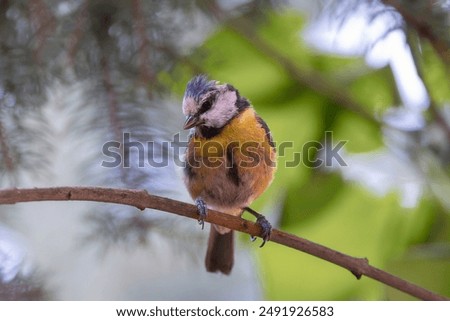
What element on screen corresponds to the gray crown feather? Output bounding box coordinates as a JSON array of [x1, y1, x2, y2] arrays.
[[184, 75, 217, 102]]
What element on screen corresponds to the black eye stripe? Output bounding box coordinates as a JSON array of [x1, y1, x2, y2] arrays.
[[199, 98, 213, 114]]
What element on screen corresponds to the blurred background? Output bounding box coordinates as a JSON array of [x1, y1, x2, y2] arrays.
[[0, 0, 449, 300]]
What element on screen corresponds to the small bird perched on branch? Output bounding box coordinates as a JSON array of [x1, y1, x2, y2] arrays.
[[182, 75, 276, 274]]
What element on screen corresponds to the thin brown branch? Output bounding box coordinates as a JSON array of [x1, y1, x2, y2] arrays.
[[0, 186, 447, 301], [206, 3, 380, 126], [381, 0, 450, 66], [99, 54, 128, 184], [131, 0, 154, 86], [0, 119, 15, 173], [66, 0, 88, 66], [100, 55, 122, 142], [28, 0, 56, 64], [234, 24, 378, 125]]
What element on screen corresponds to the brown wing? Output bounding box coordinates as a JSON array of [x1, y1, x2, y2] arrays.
[[255, 114, 275, 151]]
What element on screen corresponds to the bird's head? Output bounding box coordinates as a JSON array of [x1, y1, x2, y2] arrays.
[[182, 75, 248, 131]]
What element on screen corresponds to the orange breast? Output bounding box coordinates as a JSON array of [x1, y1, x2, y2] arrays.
[[184, 108, 276, 211]]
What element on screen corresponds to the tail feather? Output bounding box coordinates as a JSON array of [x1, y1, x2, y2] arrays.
[[205, 226, 234, 274]]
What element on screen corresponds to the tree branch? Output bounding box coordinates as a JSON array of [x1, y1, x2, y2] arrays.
[[0, 119, 15, 173], [381, 0, 450, 66], [0, 186, 447, 301], [205, 2, 381, 127], [229, 22, 380, 125], [131, 0, 155, 87]]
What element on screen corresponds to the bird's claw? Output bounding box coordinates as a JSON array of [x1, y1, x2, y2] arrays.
[[195, 198, 207, 230], [256, 215, 272, 248], [244, 207, 272, 247]]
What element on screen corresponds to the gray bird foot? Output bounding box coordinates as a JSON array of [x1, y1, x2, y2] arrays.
[[244, 207, 272, 247], [195, 198, 207, 230]]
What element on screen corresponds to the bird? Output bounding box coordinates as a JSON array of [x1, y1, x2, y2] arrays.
[[182, 75, 276, 274]]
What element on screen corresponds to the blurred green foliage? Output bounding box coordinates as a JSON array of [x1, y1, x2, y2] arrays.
[[172, 9, 450, 300]]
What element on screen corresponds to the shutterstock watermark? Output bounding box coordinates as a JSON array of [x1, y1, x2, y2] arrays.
[[101, 131, 347, 169]]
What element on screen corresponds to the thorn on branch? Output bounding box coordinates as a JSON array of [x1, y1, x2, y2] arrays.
[[351, 271, 363, 280], [350, 257, 369, 280]]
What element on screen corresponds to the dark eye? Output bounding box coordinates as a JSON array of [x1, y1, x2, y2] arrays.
[[199, 100, 212, 114]]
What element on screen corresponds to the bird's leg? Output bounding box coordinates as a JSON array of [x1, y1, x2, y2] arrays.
[[195, 197, 208, 230], [244, 207, 272, 247]]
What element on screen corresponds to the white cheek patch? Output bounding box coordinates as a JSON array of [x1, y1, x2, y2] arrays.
[[203, 90, 237, 128], [182, 97, 198, 116]]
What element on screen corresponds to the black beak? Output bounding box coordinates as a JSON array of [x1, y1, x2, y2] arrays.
[[183, 115, 202, 130]]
